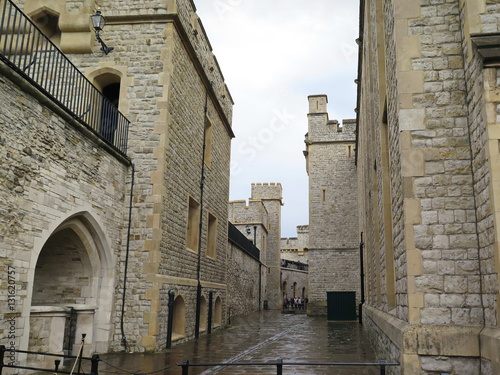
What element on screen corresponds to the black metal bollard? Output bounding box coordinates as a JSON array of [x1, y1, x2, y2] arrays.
[[180, 360, 189, 375], [90, 354, 100, 375], [379, 359, 386, 375], [54, 359, 61, 373], [166, 290, 175, 349], [276, 358, 283, 375]]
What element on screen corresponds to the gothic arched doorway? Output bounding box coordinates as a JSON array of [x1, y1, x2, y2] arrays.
[[29, 214, 115, 360]]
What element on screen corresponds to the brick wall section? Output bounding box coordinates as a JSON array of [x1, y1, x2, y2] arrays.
[[0, 65, 129, 354]]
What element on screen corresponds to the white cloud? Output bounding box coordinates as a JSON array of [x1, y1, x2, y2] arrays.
[[195, 0, 359, 237]]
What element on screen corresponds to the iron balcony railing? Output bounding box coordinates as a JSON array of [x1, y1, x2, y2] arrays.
[[0, 0, 129, 154]]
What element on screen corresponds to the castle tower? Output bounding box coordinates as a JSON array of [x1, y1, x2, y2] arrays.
[[250, 183, 283, 310], [304, 95, 359, 315], [229, 183, 283, 310]]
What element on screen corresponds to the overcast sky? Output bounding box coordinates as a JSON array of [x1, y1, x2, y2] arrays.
[[195, 1, 360, 237]]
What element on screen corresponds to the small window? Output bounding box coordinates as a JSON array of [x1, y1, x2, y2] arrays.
[[186, 197, 200, 252], [321, 189, 327, 203], [206, 213, 217, 258], [347, 145, 353, 159]]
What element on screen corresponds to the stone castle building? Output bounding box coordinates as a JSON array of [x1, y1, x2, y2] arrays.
[[228, 182, 283, 310], [0, 0, 239, 363], [304, 95, 360, 316], [356, 0, 500, 373], [281, 225, 309, 264]]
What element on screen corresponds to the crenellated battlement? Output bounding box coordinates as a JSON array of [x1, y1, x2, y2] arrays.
[[251, 182, 283, 202], [306, 95, 356, 144]]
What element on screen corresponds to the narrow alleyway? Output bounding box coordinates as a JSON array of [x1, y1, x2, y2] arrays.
[[95, 311, 381, 375]]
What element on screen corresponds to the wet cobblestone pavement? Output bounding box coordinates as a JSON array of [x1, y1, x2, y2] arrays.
[[96, 311, 381, 375]]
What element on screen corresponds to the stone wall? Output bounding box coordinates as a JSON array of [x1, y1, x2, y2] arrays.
[[357, 0, 500, 373], [227, 241, 261, 318], [4, 0, 234, 354], [0, 62, 129, 359]]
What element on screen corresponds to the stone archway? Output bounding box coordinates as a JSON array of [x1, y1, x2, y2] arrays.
[[28, 213, 115, 361]]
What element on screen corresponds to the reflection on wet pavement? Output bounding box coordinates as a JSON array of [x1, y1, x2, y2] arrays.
[[98, 311, 382, 375]]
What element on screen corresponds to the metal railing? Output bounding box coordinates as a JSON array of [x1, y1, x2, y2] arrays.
[[0, 0, 129, 154], [0, 345, 100, 375], [178, 358, 399, 375]]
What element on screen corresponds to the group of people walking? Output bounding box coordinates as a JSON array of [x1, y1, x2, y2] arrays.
[[283, 296, 308, 310]]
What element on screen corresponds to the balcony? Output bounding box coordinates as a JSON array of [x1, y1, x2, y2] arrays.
[[0, 0, 129, 154]]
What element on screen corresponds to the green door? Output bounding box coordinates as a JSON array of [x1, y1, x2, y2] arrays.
[[327, 291, 356, 321]]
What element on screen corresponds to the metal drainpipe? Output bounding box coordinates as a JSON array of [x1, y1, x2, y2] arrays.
[[121, 163, 134, 351], [359, 232, 365, 325], [208, 291, 213, 334], [259, 263, 262, 312], [254, 225, 261, 311], [195, 88, 209, 339]]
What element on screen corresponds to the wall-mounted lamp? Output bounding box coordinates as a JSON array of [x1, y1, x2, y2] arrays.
[[90, 10, 113, 55]]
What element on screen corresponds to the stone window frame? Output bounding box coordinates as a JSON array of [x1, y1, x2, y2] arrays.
[[204, 117, 213, 168], [206, 212, 217, 259], [346, 144, 353, 159], [186, 196, 201, 253], [321, 188, 327, 204]]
